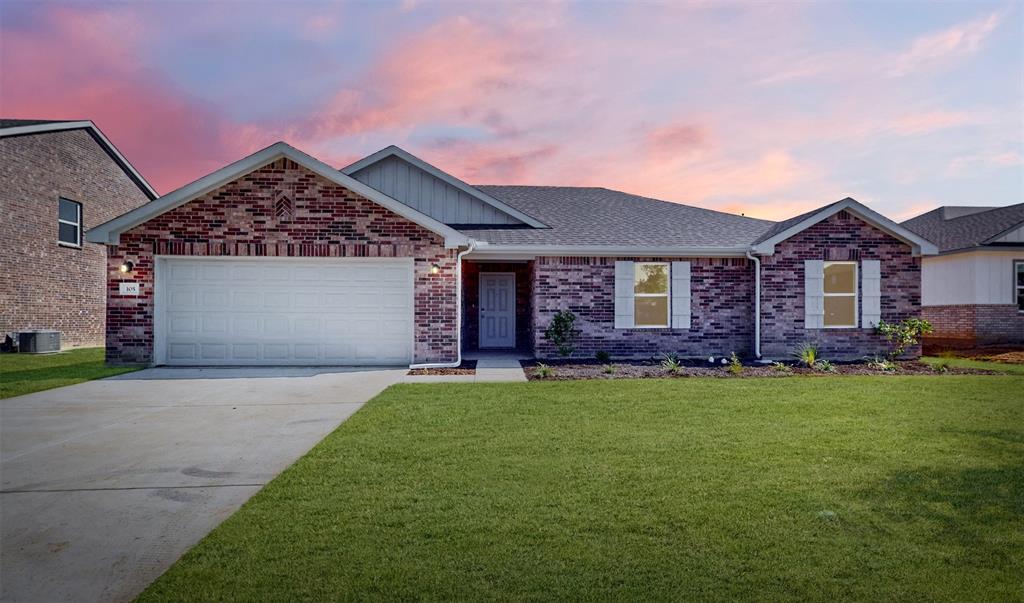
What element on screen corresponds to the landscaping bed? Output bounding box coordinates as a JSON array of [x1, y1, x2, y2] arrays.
[[521, 358, 994, 380], [407, 359, 477, 376]]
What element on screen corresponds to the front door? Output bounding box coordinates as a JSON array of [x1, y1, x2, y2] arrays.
[[479, 273, 516, 348]]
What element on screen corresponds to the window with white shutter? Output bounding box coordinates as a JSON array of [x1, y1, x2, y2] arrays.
[[614, 261, 635, 328], [671, 261, 691, 329], [861, 260, 881, 328], [804, 260, 824, 329]]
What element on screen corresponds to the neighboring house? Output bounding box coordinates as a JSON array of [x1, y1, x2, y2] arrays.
[[902, 204, 1024, 346], [0, 119, 157, 348], [86, 142, 936, 366]]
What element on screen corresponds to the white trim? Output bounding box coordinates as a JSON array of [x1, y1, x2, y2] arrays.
[[1015, 259, 1024, 313], [85, 142, 471, 248], [57, 198, 82, 247], [1, 121, 158, 199], [752, 198, 939, 257], [633, 261, 671, 328], [341, 145, 548, 228], [467, 243, 750, 259], [823, 261, 858, 329]]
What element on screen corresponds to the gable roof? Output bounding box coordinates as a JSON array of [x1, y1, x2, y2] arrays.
[[750, 197, 938, 256], [85, 142, 471, 248], [0, 119, 158, 199], [341, 146, 548, 228], [458, 186, 775, 255], [901, 203, 1024, 253]]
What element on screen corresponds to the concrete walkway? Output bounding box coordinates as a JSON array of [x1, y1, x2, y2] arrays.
[[0, 367, 405, 603], [402, 352, 529, 383]]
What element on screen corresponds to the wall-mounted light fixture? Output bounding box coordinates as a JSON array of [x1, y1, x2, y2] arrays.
[[119, 260, 135, 274], [429, 263, 441, 275]]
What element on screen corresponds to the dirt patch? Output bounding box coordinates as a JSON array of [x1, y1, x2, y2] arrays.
[[521, 359, 994, 381], [408, 360, 477, 376], [926, 345, 1024, 364]]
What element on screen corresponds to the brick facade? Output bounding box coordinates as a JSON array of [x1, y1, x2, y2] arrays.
[[0, 129, 152, 348], [105, 158, 457, 365], [462, 261, 534, 352], [760, 211, 922, 359], [531, 256, 755, 359], [923, 304, 1024, 346]]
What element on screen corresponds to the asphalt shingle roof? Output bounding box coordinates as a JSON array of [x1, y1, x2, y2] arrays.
[[458, 185, 775, 248], [0, 119, 76, 129], [901, 203, 1024, 253]]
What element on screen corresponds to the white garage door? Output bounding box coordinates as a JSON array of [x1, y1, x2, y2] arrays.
[[156, 258, 414, 366]]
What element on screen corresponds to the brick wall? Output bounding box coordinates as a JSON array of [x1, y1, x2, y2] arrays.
[[462, 261, 533, 352], [0, 129, 152, 348], [923, 304, 1024, 345], [531, 256, 754, 359], [105, 158, 457, 364], [760, 211, 922, 360]]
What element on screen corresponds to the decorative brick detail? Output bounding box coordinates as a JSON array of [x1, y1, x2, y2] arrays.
[[923, 304, 1024, 345], [105, 159, 457, 364], [462, 261, 534, 352], [531, 256, 755, 359], [0, 129, 151, 348], [760, 211, 922, 359]]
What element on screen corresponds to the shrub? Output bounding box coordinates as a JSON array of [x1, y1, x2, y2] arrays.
[[595, 350, 611, 363], [792, 342, 819, 367], [772, 361, 793, 373], [544, 310, 578, 357], [728, 352, 744, 375], [932, 360, 950, 373], [534, 363, 553, 379], [865, 355, 897, 372], [814, 360, 836, 373], [602, 364, 616, 375], [875, 318, 933, 359], [660, 352, 682, 374]]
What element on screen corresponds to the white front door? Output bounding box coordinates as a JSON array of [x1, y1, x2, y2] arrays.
[[479, 273, 516, 348]]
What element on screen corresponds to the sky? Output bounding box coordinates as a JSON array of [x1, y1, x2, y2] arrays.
[[1, 0, 1021, 221]]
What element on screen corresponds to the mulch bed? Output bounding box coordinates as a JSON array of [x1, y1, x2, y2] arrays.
[[520, 359, 994, 381], [407, 359, 477, 376]]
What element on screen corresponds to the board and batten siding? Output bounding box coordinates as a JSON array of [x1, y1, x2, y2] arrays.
[[921, 250, 1024, 306], [991, 225, 1024, 244], [349, 155, 522, 225]]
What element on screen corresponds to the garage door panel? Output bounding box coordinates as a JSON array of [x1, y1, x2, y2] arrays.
[[159, 259, 413, 366]]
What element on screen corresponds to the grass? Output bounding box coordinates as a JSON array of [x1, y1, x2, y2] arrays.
[[139, 377, 1023, 602], [0, 347, 140, 399], [921, 355, 1024, 376]]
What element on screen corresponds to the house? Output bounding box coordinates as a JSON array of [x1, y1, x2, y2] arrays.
[[85, 142, 937, 366], [902, 204, 1024, 346], [0, 119, 157, 348]]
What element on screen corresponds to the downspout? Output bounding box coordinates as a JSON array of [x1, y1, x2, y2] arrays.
[[745, 250, 762, 359], [409, 240, 477, 369]]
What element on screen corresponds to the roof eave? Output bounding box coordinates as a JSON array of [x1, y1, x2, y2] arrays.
[[466, 243, 752, 258]]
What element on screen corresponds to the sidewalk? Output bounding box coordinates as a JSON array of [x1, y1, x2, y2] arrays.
[[402, 352, 529, 383]]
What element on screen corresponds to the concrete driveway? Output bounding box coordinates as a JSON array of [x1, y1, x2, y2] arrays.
[[0, 367, 406, 603]]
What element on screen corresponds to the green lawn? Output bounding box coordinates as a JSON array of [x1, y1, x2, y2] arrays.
[[0, 347, 140, 399], [140, 377, 1023, 602], [921, 355, 1024, 376]]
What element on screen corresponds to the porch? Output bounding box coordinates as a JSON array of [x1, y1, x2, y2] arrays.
[[461, 260, 535, 356]]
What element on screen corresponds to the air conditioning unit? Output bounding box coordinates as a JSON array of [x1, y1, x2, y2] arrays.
[[18, 330, 61, 354]]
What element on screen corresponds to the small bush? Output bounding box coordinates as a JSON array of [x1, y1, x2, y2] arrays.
[[932, 359, 950, 373], [534, 363, 554, 379], [660, 352, 682, 374], [875, 318, 933, 359], [814, 360, 836, 373], [544, 310, 578, 357], [595, 350, 611, 363], [865, 355, 897, 372], [772, 361, 793, 373], [602, 364, 616, 375], [728, 352, 744, 375], [793, 342, 819, 367]]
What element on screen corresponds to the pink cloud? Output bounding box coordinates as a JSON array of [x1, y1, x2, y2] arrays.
[[887, 11, 1003, 77], [644, 123, 711, 161], [888, 111, 977, 135]]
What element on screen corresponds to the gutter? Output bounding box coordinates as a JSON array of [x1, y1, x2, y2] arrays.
[[409, 240, 477, 369], [746, 250, 762, 359]]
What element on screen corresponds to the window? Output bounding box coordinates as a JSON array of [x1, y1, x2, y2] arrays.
[[823, 261, 857, 327], [1016, 261, 1024, 313], [58, 198, 82, 247], [634, 262, 669, 327]]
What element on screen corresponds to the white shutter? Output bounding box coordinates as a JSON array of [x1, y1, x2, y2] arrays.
[[614, 261, 635, 329], [671, 261, 691, 329], [805, 260, 824, 329], [861, 260, 881, 328]]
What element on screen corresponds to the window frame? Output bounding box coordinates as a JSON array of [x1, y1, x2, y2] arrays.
[[1015, 260, 1024, 314], [57, 198, 82, 248], [822, 260, 858, 329], [633, 261, 671, 329]]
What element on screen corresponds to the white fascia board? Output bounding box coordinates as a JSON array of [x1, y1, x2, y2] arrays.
[[87, 142, 470, 248], [341, 145, 549, 228], [466, 243, 750, 259], [751, 198, 939, 256], [0, 121, 158, 199]]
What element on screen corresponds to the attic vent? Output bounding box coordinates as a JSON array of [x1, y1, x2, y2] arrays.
[[837, 210, 852, 220], [274, 192, 293, 218]]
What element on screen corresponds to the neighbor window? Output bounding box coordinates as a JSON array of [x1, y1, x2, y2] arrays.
[[634, 262, 669, 327], [58, 198, 82, 247], [823, 261, 857, 328], [1016, 261, 1024, 313]]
